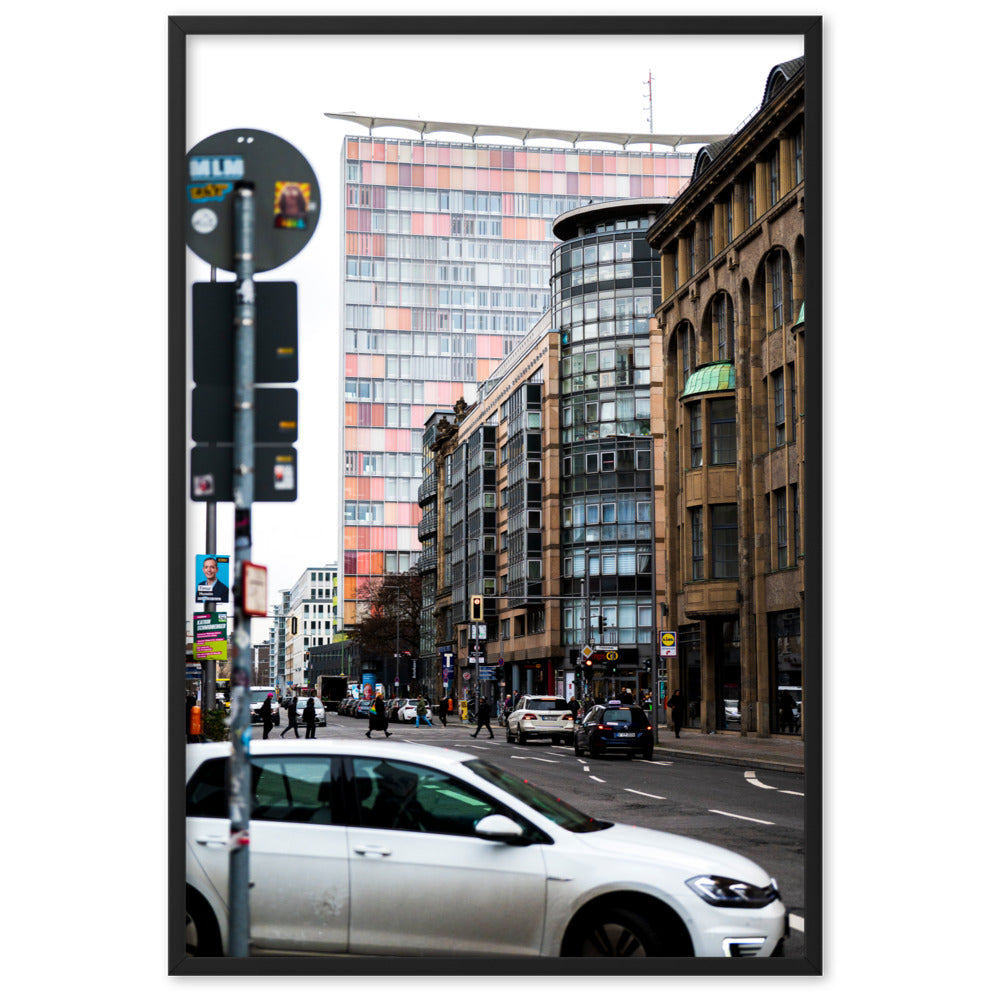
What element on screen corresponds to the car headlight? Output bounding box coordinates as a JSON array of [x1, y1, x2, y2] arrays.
[[686, 875, 780, 908]]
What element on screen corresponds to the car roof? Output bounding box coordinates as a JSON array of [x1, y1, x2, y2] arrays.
[[186, 739, 477, 779]]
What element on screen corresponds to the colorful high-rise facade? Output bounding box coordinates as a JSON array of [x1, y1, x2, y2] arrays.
[[337, 125, 695, 627]]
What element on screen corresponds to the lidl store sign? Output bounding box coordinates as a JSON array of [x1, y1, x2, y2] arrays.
[[659, 631, 677, 657]]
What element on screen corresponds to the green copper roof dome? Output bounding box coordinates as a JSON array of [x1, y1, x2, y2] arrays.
[[680, 361, 735, 398]]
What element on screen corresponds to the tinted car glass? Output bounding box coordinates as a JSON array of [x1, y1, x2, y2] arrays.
[[350, 756, 527, 838], [526, 698, 570, 711], [463, 758, 610, 835], [603, 709, 634, 723], [187, 755, 346, 825]]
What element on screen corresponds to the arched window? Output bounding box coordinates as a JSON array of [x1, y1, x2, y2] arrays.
[[712, 293, 734, 360], [767, 249, 793, 330], [676, 320, 696, 390]]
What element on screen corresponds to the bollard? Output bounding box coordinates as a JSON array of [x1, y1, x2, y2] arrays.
[[190, 704, 203, 736]]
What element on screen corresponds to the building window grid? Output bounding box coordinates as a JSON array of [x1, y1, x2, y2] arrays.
[[776, 488, 789, 568], [774, 369, 786, 447], [691, 507, 704, 580]]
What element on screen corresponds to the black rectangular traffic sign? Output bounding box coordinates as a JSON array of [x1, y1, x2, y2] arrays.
[[193, 281, 298, 384], [191, 445, 297, 502], [192, 386, 298, 444]]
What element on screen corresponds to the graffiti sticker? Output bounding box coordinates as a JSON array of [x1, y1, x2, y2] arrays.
[[273, 181, 311, 230]]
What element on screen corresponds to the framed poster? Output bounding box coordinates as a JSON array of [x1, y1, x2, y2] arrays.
[[170, 13, 822, 977]]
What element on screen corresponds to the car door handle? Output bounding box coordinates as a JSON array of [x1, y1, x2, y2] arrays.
[[195, 836, 229, 849], [353, 846, 392, 857]]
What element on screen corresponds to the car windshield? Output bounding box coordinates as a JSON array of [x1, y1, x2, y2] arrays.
[[525, 698, 569, 711], [462, 758, 612, 834]]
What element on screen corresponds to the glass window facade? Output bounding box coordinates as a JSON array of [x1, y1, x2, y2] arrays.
[[554, 202, 668, 652], [341, 136, 694, 626]]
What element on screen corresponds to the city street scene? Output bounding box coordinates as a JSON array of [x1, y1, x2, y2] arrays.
[[175, 17, 818, 973]]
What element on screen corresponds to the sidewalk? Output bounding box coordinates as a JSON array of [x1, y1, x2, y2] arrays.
[[652, 729, 805, 774]]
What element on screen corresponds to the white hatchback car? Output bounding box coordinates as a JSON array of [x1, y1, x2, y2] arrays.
[[506, 695, 576, 746], [185, 741, 787, 958]]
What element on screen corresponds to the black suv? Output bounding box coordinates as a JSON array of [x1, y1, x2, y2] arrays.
[[574, 700, 653, 760]]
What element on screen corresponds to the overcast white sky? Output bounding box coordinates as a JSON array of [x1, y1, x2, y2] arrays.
[[185, 32, 804, 633], [6, 2, 995, 995]]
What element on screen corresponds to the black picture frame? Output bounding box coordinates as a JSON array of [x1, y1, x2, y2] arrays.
[[169, 13, 822, 977]]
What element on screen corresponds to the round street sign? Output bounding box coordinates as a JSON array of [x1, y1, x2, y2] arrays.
[[186, 128, 321, 272]]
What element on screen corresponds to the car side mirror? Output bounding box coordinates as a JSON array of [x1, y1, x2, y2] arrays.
[[474, 814, 527, 844]]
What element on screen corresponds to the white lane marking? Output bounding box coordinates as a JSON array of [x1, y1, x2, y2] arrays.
[[789, 914, 805, 933], [638, 759, 672, 766], [709, 809, 774, 826], [589, 775, 607, 783], [510, 755, 556, 763], [745, 770, 805, 796], [625, 788, 665, 800]]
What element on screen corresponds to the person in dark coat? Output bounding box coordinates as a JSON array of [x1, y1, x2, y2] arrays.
[[367, 693, 390, 738], [438, 695, 448, 726], [280, 697, 300, 738], [567, 695, 580, 722], [261, 695, 274, 739], [471, 696, 494, 738], [303, 697, 317, 739], [667, 689, 684, 739]]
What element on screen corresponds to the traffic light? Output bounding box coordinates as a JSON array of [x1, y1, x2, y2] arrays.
[[290, 616, 298, 635], [598, 615, 607, 634], [470, 595, 484, 622]]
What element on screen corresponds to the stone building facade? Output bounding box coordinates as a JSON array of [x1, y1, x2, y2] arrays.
[[647, 58, 806, 736]]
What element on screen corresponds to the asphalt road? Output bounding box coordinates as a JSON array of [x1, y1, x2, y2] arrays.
[[271, 710, 807, 959]]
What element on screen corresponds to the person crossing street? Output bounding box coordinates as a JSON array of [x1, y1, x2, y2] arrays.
[[471, 695, 494, 738]]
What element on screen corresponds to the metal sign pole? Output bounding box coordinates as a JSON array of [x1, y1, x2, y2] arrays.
[[227, 181, 256, 958]]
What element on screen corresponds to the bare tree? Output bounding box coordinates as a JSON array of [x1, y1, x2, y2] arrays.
[[353, 571, 422, 659]]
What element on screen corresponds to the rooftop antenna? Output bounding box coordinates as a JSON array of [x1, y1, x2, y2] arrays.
[[642, 70, 655, 150]]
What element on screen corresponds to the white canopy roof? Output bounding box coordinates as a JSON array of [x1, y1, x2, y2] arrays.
[[325, 113, 726, 150]]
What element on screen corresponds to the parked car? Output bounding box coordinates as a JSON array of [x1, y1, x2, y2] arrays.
[[186, 740, 786, 958], [574, 700, 653, 760], [295, 697, 326, 727], [506, 695, 575, 746], [339, 698, 356, 717], [354, 698, 372, 719]]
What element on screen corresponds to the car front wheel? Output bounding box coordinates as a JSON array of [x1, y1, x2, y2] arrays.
[[563, 906, 667, 957]]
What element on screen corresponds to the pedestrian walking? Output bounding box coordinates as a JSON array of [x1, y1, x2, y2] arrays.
[[261, 695, 274, 739], [778, 690, 796, 734], [567, 695, 580, 722], [438, 695, 448, 726], [280, 696, 300, 738], [471, 696, 494, 738], [415, 695, 433, 727], [667, 689, 683, 739], [303, 697, 317, 739], [367, 692, 390, 738]]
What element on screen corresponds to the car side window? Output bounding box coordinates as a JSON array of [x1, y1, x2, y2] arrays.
[[252, 756, 344, 825], [350, 757, 502, 837], [187, 758, 228, 818], [582, 707, 600, 725]]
